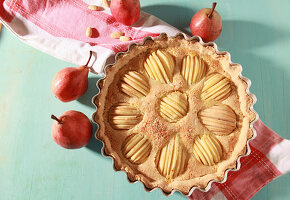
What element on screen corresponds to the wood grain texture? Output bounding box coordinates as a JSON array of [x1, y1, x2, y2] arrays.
[[0, 0, 289, 199]]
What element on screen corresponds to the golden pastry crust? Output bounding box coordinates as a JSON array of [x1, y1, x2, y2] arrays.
[[93, 34, 256, 195]]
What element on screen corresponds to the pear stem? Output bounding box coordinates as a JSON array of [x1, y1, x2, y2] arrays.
[[51, 114, 63, 124], [85, 51, 93, 67], [208, 2, 217, 18]]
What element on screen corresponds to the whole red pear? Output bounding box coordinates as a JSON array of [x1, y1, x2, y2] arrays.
[[110, 0, 140, 26], [190, 2, 222, 42], [51, 51, 93, 102], [51, 110, 92, 149]]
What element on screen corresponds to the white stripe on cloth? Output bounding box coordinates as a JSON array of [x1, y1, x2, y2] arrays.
[[211, 191, 227, 200], [266, 139, 290, 174]]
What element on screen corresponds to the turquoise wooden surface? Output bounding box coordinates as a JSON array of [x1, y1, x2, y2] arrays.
[[0, 0, 289, 199]]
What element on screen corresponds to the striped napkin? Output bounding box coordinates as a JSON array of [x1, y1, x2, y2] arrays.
[[1, 0, 289, 199]]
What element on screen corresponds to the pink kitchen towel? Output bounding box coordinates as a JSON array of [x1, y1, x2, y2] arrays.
[[1, 0, 289, 199], [0, 0, 180, 75]]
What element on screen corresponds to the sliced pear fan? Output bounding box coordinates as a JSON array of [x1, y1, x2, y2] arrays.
[[201, 73, 232, 102], [122, 134, 152, 164], [155, 135, 188, 179], [159, 91, 188, 122], [144, 50, 175, 84], [193, 134, 223, 166], [109, 103, 142, 130], [199, 104, 237, 135], [120, 71, 150, 98], [181, 54, 207, 85]]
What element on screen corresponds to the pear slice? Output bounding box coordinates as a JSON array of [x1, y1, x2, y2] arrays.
[[193, 134, 223, 166], [122, 134, 152, 164], [159, 91, 188, 122], [144, 50, 175, 84], [120, 71, 150, 98], [155, 135, 188, 180], [181, 54, 207, 85], [201, 73, 232, 102], [109, 103, 142, 130], [199, 104, 237, 135]]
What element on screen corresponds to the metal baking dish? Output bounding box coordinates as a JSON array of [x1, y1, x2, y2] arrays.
[[92, 33, 259, 196]]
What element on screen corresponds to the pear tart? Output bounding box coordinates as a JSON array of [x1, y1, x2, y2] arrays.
[[93, 34, 256, 195]]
